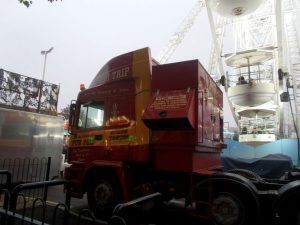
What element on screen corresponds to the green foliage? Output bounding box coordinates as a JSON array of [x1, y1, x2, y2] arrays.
[[19, 0, 32, 7], [19, 0, 61, 7], [60, 104, 70, 118]]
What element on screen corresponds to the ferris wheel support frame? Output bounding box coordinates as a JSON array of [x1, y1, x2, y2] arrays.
[[156, 0, 205, 63]]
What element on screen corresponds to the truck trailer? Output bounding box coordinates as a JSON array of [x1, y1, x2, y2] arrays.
[[65, 47, 300, 225]]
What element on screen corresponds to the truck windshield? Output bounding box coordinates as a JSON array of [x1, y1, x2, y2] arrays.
[[78, 102, 104, 128]]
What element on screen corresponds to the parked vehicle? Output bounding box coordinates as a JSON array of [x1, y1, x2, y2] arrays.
[[65, 47, 300, 225]]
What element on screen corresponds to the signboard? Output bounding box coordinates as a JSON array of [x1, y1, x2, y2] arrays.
[[142, 89, 195, 130]]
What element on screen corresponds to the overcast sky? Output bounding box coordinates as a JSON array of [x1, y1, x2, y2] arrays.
[[0, 0, 237, 127]]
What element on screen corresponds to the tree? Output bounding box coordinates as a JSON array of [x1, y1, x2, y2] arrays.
[[60, 104, 70, 119], [19, 0, 60, 7]]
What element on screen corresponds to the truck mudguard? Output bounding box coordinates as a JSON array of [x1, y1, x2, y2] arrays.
[[212, 172, 260, 194]]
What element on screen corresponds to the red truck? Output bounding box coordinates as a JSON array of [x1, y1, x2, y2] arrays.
[[65, 47, 300, 225]]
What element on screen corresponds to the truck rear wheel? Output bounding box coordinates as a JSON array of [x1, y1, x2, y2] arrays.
[[132, 182, 155, 212], [87, 173, 122, 219], [276, 196, 300, 225], [212, 192, 245, 225], [228, 169, 262, 182], [211, 180, 260, 225], [275, 181, 300, 225]]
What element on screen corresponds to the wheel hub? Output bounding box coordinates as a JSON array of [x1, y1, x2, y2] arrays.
[[94, 181, 114, 206], [133, 183, 154, 211], [212, 193, 243, 225]]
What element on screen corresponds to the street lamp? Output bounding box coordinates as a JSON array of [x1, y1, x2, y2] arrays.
[[41, 47, 54, 81], [38, 47, 54, 113]]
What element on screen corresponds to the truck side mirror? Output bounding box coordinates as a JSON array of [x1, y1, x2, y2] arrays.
[[69, 101, 76, 128]]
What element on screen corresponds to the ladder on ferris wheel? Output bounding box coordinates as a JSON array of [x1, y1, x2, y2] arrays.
[[156, 0, 205, 64], [284, 9, 300, 132]]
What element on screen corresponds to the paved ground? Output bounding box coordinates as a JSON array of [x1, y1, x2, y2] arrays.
[[46, 185, 88, 209], [44, 185, 198, 225], [46, 185, 108, 224]]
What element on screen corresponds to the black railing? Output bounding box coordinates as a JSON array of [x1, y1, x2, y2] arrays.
[[0, 157, 52, 199], [109, 192, 162, 225], [0, 179, 99, 225], [0, 170, 12, 189], [0, 156, 165, 225], [0, 157, 50, 184], [0, 182, 164, 225]]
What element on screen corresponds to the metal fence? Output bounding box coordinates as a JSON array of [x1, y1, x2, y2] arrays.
[[0, 157, 51, 199], [0, 178, 164, 225], [109, 192, 162, 225], [0, 179, 98, 225], [0, 157, 168, 225]]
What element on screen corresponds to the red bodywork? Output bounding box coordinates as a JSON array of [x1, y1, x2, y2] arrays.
[[65, 48, 224, 202], [143, 60, 223, 172]]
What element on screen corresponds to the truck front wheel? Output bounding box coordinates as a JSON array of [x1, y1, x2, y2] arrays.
[[87, 174, 122, 219]]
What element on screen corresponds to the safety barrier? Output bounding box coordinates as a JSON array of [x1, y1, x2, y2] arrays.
[[0, 179, 98, 225], [0, 157, 51, 184], [109, 192, 162, 225], [0, 157, 51, 200], [0, 180, 164, 225], [0, 173, 164, 225]]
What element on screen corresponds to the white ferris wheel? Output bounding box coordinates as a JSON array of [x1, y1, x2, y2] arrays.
[[157, 0, 300, 146]]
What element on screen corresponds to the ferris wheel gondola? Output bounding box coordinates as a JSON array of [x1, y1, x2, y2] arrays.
[[224, 48, 276, 107], [208, 0, 265, 17]]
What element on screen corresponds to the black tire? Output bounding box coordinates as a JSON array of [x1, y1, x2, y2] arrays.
[[132, 182, 155, 212], [227, 169, 263, 182], [276, 187, 300, 225], [211, 180, 260, 225], [87, 173, 122, 219]]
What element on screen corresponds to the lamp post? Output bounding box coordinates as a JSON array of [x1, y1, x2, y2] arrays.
[[38, 47, 54, 113], [41, 47, 54, 82]]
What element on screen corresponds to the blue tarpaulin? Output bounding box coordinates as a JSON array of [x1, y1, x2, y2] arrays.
[[221, 154, 293, 179]]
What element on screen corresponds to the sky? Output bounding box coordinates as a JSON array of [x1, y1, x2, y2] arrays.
[[0, 0, 237, 127]]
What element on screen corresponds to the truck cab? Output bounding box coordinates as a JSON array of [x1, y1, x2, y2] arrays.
[[65, 47, 227, 221]]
